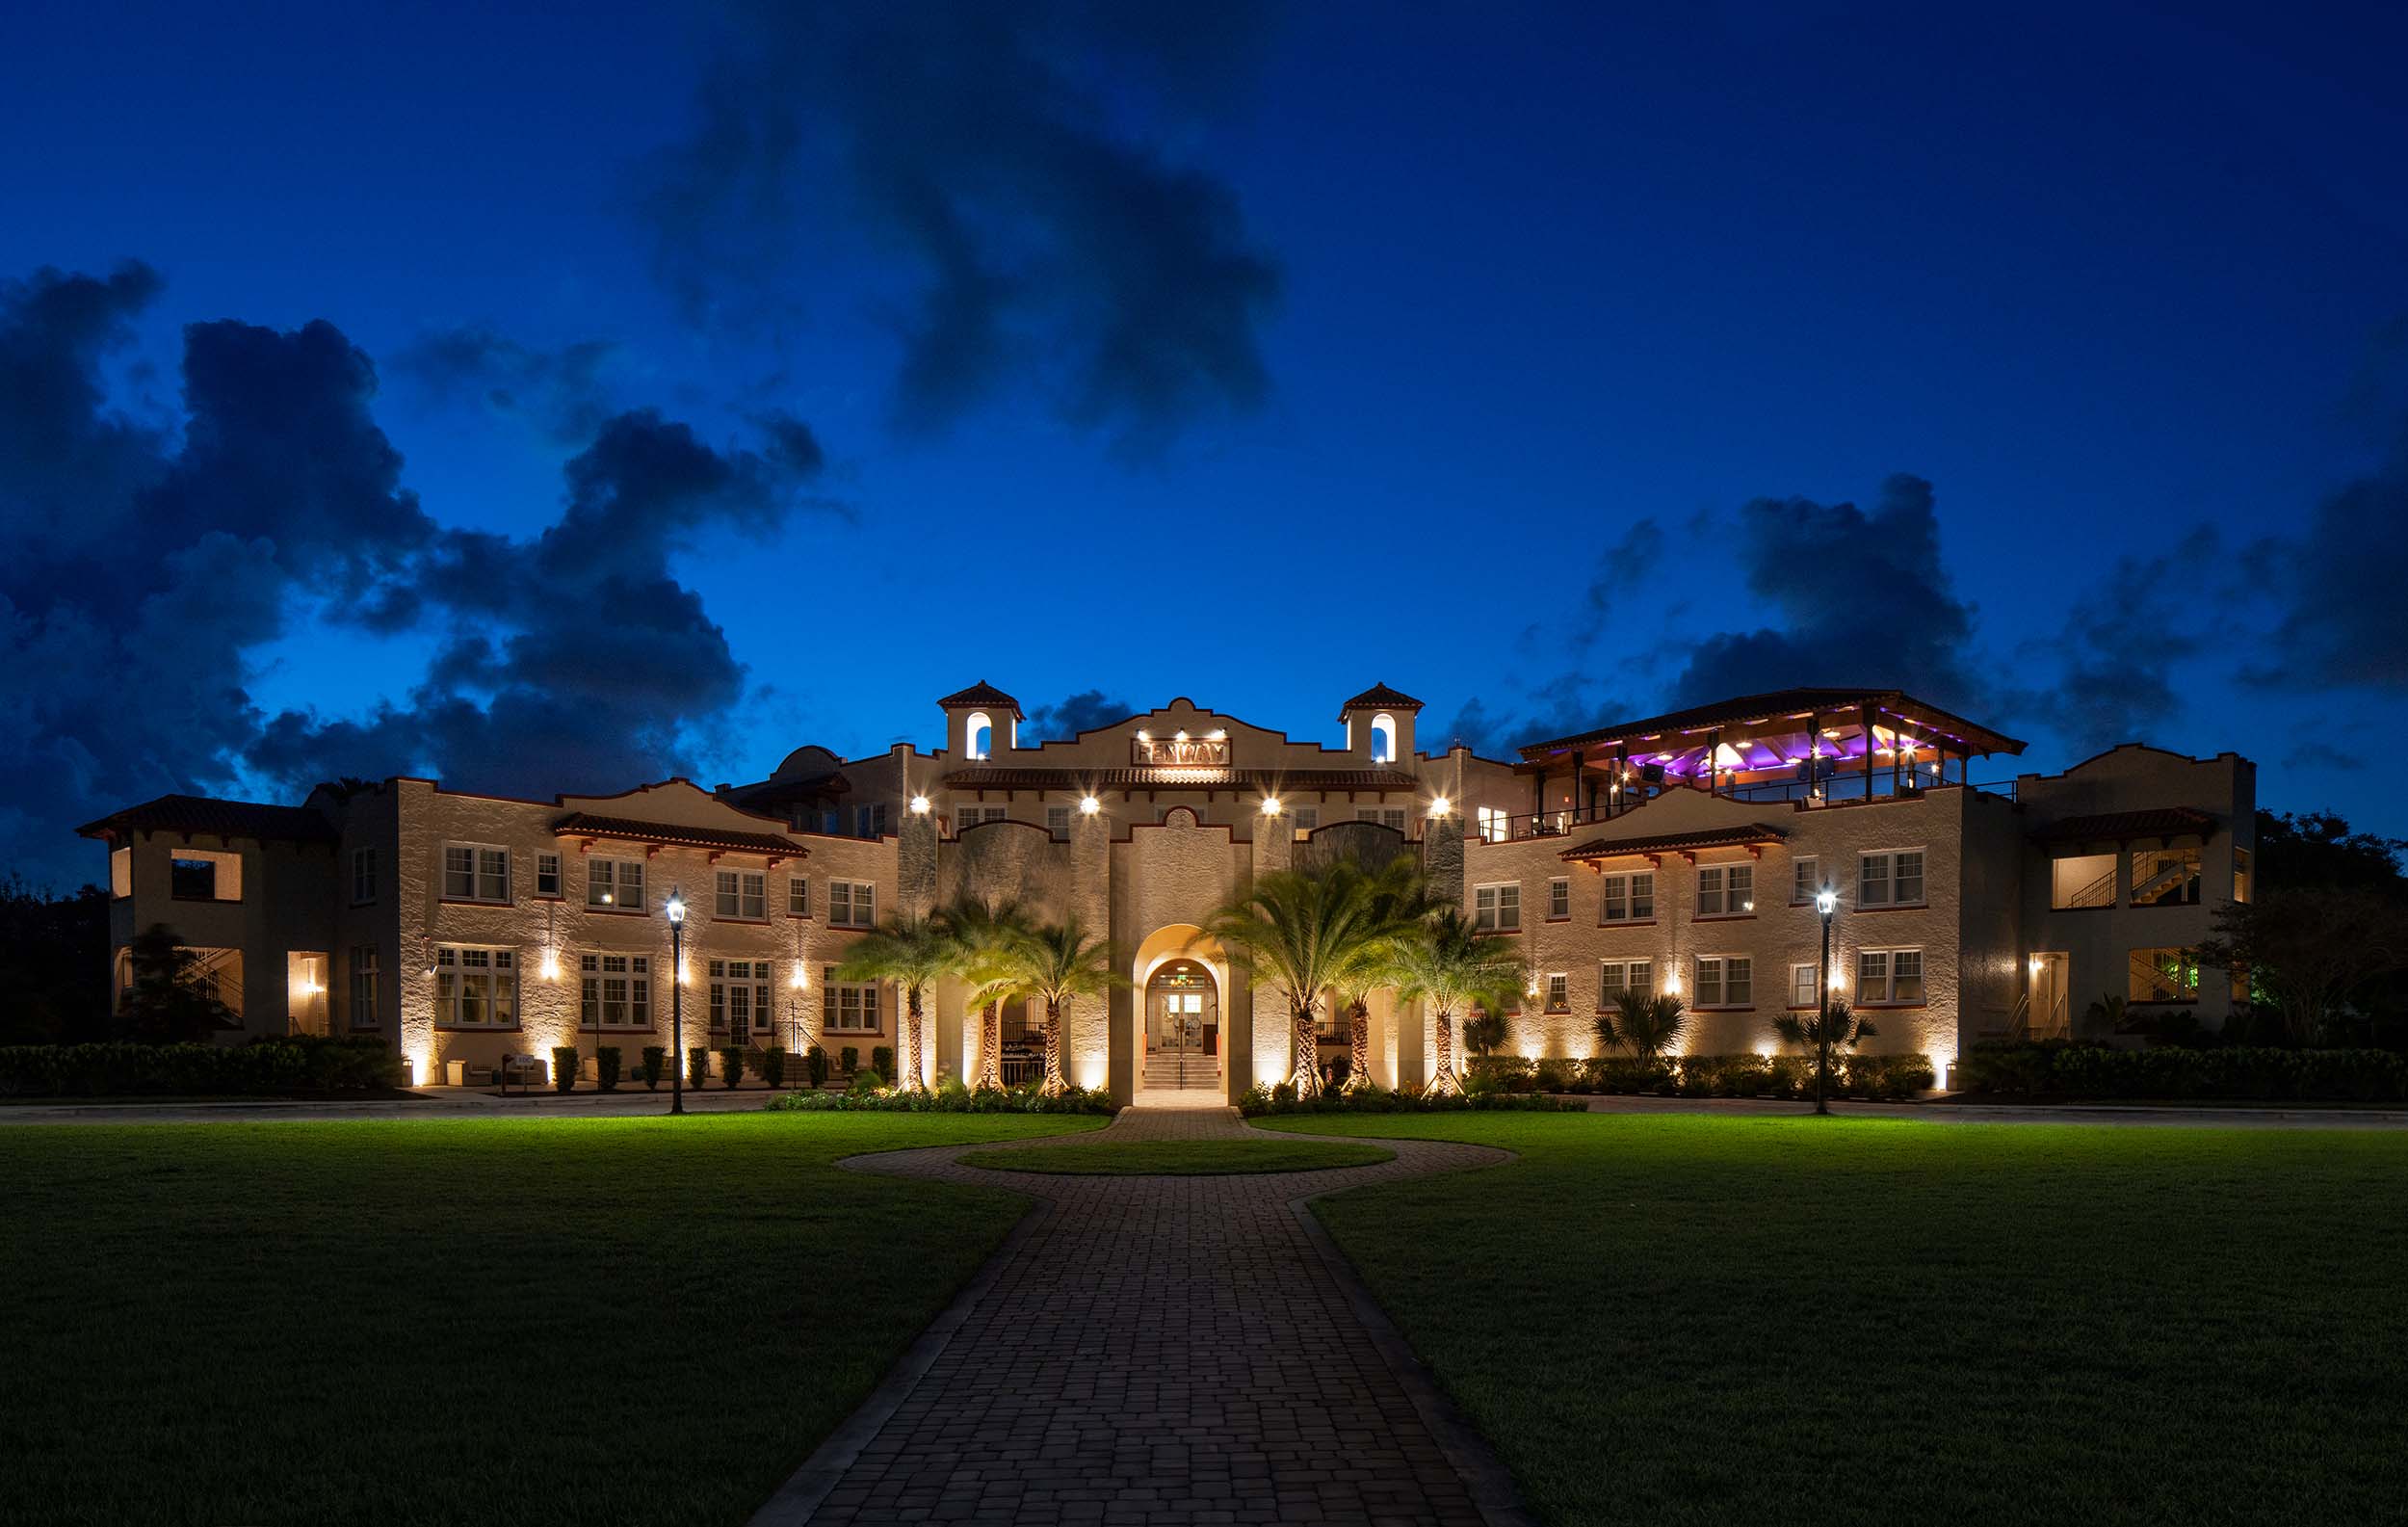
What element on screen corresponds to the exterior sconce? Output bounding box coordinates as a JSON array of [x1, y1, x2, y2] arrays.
[[1078, 795, 1101, 815], [1427, 795, 1451, 817], [1259, 796, 1282, 816], [908, 795, 930, 815]]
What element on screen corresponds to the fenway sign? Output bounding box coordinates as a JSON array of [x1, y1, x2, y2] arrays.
[[1133, 734, 1229, 767]]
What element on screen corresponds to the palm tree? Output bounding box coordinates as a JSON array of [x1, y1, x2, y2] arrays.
[[1772, 996, 1875, 1053], [943, 897, 1034, 1092], [833, 910, 955, 1091], [1323, 858, 1426, 1091], [1009, 915, 1125, 1094], [1383, 907, 1527, 1097], [1596, 988, 1688, 1060], [1207, 856, 1423, 1097]]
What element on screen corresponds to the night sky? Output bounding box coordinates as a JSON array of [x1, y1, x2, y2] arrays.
[[6, 1, 2406, 888]]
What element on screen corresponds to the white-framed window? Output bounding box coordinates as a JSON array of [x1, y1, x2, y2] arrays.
[[1859, 849, 1925, 908], [434, 945, 516, 1027], [1547, 878, 1570, 919], [1475, 804, 1510, 844], [586, 857, 645, 911], [1855, 947, 1925, 1004], [1597, 959, 1654, 1004], [1047, 805, 1070, 841], [822, 968, 881, 1032], [1694, 954, 1752, 1008], [715, 869, 767, 920], [1791, 857, 1819, 905], [535, 852, 562, 898], [580, 952, 653, 1030], [441, 843, 510, 904], [1790, 961, 1819, 1008], [1291, 806, 1320, 837], [955, 804, 1008, 833], [1696, 863, 1754, 917], [829, 880, 876, 929], [788, 875, 810, 916], [1544, 973, 1569, 1013], [1355, 805, 1407, 831], [1473, 882, 1521, 933], [348, 945, 380, 1028], [1600, 870, 1654, 922], [350, 847, 377, 905], [710, 959, 772, 1036]]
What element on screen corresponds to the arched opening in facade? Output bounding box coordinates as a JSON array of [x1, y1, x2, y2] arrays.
[[1370, 711, 1398, 763], [965, 710, 992, 760], [1131, 925, 1228, 1094]]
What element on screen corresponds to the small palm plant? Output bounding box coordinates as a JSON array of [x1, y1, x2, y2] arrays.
[[1772, 997, 1876, 1053], [1596, 988, 1688, 1060], [1382, 907, 1527, 1097], [1008, 915, 1125, 1094], [833, 911, 956, 1091], [1207, 856, 1423, 1097], [942, 896, 1034, 1091]]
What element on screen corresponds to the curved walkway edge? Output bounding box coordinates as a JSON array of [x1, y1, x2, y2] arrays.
[[750, 1106, 1532, 1527]]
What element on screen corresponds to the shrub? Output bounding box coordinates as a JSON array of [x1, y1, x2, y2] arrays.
[[840, 1045, 860, 1076], [596, 1046, 623, 1092], [1959, 1042, 2408, 1102], [1532, 1061, 1571, 1093], [1238, 1085, 1579, 1117], [768, 1081, 1112, 1115], [0, 1036, 405, 1098], [761, 1046, 788, 1089], [551, 1046, 580, 1093], [640, 1046, 667, 1091], [847, 1067, 886, 1096], [1271, 1080, 1297, 1105], [1240, 1083, 1273, 1113], [719, 1045, 746, 1088], [805, 1045, 830, 1087], [872, 1045, 895, 1078], [687, 1047, 709, 1090]]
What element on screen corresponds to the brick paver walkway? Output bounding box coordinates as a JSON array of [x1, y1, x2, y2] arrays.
[[759, 1107, 1520, 1526]]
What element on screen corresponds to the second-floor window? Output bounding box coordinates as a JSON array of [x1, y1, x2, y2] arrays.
[[1047, 805, 1070, 840], [1598, 959, 1654, 1003], [829, 879, 876, 928], [716, 870, 767, 920], [1694, 954, 1752, 1008], [351, 847, 377, 904], [956, 805, 1008, 832], [1792, 857, 1819, 905], [2131, 845, 2202, 907], [1475, 805, 1510, 843], [1696, 863, 1753, 917], [1547, 878, 1570, 919], [1858, 849, 1924, 908], [1790, 961, 1819, 1008], [1473, 882, 1521, 933], [788, 876, 810, 916], [1544, 973, 1569, 1013], [535, 853, 562, 898], [442, 844, 510, 904], [586, 857, 644, 910], [1600, 871, 1654, 922]]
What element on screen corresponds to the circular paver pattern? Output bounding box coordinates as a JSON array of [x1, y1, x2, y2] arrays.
[[757, 1104, 1521, 1526]]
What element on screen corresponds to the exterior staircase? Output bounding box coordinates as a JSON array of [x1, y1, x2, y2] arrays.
[[1141, 1049, 1221, 1092]]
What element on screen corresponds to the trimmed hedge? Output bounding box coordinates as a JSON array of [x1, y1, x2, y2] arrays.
[[765, 1079, 1112, 1115], [1239, 1081, 1581, 1116], [1470, 1052, 1936, 1102], [1961, 1042, 2408, 1102], [0, 1036, 406, 1098]]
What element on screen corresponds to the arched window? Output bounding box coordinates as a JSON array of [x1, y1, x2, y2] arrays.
[[965, 711, 991, 760], [1370, 712, 1398, 764]]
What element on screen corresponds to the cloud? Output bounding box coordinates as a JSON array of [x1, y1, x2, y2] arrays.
[[389, 325, 621, 444], [2020, 526, 2222, 753], [1671, 474, 1986, 710], [2251, 442, 2408, 694], [1021, 689, 1134, 741], [638, 0, 1281, 453]]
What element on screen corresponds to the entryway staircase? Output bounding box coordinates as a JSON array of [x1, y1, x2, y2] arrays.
[[1141, 1050, 1221, 1092]]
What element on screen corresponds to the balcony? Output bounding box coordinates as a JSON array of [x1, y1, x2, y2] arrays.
[[1477, 774, 2018, 842]]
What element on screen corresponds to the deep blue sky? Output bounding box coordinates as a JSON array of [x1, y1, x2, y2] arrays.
[[6, 1, 2407, 886]]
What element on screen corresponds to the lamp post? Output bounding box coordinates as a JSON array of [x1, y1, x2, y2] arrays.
[[1815, 884, 1838, 1117], [667, 889, 687, 1116]]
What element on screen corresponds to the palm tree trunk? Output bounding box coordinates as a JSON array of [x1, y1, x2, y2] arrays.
[[903, 986, 925, 1090], [974, 1000, 1001, 1090], [1345, 997, 1371, 1091], [1291, 999, 1321, 1096], [1426, 1004, 1461, 1097], [1041, 996, 1065, 1094]]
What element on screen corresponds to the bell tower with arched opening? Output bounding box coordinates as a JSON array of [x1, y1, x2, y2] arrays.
[[1339, 683, 1423, 765], [939, 680, 1022, 761]]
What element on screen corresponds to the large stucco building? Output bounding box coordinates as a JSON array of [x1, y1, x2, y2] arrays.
[[80, 682, 2253, 1099]]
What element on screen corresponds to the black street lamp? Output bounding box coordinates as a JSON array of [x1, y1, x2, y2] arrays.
[[667, 888, 687, 1116], [1815, 884, 1838, 1117]]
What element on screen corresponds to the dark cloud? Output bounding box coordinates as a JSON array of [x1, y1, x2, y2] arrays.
[[1671, 474, 1985, 710], [2021, 527, 2221, 752], [389, 325, 621, 444], [1437, 675, 1633, 758], [0, 262, 833, 888], [1023, 689, 1134, 741], [639, 0, 1280, 453], [2251, 441, 2408, 694]]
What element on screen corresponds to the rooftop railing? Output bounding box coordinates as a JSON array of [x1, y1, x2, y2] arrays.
[[1478, 774, 2020, 842]]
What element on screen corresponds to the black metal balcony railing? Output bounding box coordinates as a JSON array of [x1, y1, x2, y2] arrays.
[[1478, 774, 2020, 843]]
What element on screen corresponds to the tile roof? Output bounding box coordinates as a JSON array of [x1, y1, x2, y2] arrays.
[[2034, 807, 2215, 843], [1338, 682, 1424, 719], [77, 794, 337, 844], [937, 680, 1024, 718], [1558, 823, 1789, 861], [552, 813, 810, 859], [944, 766, 1423, 791], [1516, 687, 2023, 760]]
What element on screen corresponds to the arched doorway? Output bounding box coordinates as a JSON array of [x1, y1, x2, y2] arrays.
[[1144, 958, 1219, 1090]]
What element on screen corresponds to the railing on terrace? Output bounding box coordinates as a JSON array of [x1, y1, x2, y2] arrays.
[[1479, 775, 2020, 842]]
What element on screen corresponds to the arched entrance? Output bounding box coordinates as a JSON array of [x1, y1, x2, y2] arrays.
[[1144, 958, 1219, 1090]]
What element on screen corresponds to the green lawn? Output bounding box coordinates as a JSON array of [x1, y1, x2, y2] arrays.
[[0, 1111, 1102, 1527], [1256, 1113, 2408, 1527], [955, 1138, 1393, 1175]]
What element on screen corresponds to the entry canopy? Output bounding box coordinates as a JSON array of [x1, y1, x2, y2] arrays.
[[1514, 687, 2025, 783]]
